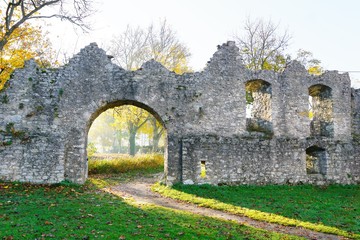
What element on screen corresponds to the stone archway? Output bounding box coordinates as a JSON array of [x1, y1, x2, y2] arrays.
[[56, 57, 180, 184], [83, 100, 168, 180]]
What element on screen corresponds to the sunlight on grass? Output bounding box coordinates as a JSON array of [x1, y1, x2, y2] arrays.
[[170, 184, 360, 233], [152, 183, 359, 239], [88, 153, 164, 175]]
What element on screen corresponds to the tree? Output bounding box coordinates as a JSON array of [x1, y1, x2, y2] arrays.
[[234, 17, 291, 72], [295, 49, 323, 75], [108, 19, 191, 153], [142, 116, 165, 153], [0, 0, 92, 90], [0, 9, 57, 89], [108, 19, 191, 74], [112, 105, 150, 156], [234, 18, 323, 74], [0, 0, 92, 52], [108, 25, 148, 71], [146, 20, 191, 74]]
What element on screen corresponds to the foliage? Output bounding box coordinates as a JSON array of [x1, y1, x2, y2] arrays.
[[152, 183, 359, 238], [0, 8, 57, 90], [113, 106, 150, 132], [0, 0, 92, 52], [0, 181, 302, 239], [88, 153, 164, 175], [108, 19, 191, 74]]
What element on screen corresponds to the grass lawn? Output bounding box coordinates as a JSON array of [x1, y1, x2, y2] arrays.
[[0, 181, 303, 239], [153, 183, 360, 238]]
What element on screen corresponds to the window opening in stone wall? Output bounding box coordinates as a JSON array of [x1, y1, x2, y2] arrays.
[[245, 79, 273, 136], [200, 161, 206, 178], [308, 84, 333, 137], [306, 146, 327, 175], [87, 104, 166, 178]]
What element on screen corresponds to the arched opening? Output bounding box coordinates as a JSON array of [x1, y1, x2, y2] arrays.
[[305, 146, 327, 175], [86, 100, 167, 179], [308, 84, 333, 137], [245, 79, 273, 136]]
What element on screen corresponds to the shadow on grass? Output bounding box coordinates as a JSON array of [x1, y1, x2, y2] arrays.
[[0, 180, 303, 240]]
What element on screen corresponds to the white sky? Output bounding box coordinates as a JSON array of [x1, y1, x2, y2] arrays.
[[45, 0, 360, 88]]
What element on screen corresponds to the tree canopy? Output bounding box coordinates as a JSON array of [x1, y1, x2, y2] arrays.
[[0, 0, 92, 52], [108, 19, 191, 74], [0, 8, 57, 90]]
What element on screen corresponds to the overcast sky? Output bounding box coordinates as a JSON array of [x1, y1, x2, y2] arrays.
[[46, 0, 360, 88]]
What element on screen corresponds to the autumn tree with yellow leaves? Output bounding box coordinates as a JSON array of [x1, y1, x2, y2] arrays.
[[0, 0, 93, 90], [0, 12, 56, 89], [112, 105, 152, 156], [0, 0, 92, 51]]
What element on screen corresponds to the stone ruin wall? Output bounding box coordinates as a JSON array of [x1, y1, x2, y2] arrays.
[[0, 41, 359, 185]]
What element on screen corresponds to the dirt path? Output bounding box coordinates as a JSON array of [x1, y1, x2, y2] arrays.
[[105, 175, 347, 240]]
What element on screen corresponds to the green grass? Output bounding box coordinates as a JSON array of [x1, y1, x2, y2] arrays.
[[88, 167, 163, 188], [88, 153, 164, 175], [0, 181, 303, 239], [152, 183, 360, 239]]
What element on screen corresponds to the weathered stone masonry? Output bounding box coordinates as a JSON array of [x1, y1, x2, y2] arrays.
[[0, 41, 359, 185]]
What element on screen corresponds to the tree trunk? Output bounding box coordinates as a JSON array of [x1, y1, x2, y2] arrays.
[[0, 39, 7, 52], [150, 117, 163, 153], [117, 131, 122, 153], [152, 133, 160, 152], [129, 131, 136, 156]]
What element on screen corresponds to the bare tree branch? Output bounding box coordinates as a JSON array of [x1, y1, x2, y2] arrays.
[[0, 0, 93, 52], [234, 17, 291, 72], [108, 19, 191, 74]]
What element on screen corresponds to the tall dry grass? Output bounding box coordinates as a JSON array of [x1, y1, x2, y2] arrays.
[[88, 153, 164, 175]]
